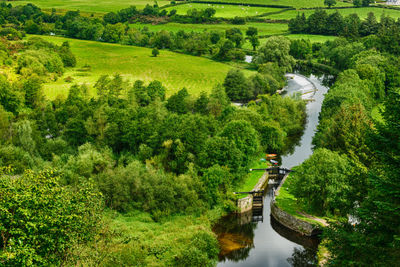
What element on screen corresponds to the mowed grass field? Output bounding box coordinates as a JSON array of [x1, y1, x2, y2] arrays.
[[12, 0, 170, 13], [130, 22, 288, 35], [198, 0, 352, 8], [165, 3, 285, 18], [242, 34, 336, 49], [262, 7, 400, 20], [30, 35, 254, 99]]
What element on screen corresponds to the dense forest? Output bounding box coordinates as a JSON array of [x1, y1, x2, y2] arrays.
[[0, 1, 399, 266]]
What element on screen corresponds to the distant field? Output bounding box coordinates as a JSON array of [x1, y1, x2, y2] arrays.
[[165, 3, 285, 18], [285, 34, 337, 42], [198, 0, 352, 8], [10, 0, 170, 13], [242, 34, 336, 49], [262, 7, 400, 20], [29, 35, 254, 99], [130, 22, 288, 35]]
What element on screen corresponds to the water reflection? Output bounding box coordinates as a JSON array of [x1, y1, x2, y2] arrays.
[[287, 247, 318, 267], [215, 184, 319, 267]]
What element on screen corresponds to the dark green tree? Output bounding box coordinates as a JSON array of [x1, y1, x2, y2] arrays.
[[223, 69, 252, 101], [324, 0, 337, 8]]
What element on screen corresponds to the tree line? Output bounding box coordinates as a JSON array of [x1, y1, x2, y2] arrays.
[[289, 9, 400, 40]]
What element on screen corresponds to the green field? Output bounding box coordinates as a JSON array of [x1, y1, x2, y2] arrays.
[[10, 0, 170, 13], [262, 7, 400, 20], [242, 33, 335, 49], [130, 22, 288, 35], [285, 34, 337, 42], [29, 35, 254, 99], [165, 3, 285, 18], [198, 0, 352, 8]]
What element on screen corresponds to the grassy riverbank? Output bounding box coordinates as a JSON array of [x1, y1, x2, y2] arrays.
[[275, 176, 329, 227], [234, 154, 271, 198]]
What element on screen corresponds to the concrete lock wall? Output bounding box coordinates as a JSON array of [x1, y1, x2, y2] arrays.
[[237, 172, 269, 213]]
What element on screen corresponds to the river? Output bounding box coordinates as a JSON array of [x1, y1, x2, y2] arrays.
[[214, 74, 330, 267]]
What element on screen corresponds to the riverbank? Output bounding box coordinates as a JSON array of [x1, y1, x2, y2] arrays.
[[272, 173, 328, 236]]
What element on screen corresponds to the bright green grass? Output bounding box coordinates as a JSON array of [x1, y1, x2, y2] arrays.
[[234, 153, 271, 198], [275, 175, 329, 227], [198, 0, 352, 8], [285, 34, 337, 42], [10, 0, 170, 13], [242, 34, 335, 49], [28, 35, 254, 99], [263, 7, 400, 20], [165, 3, 285, 18], [130, 22, 288, 35]]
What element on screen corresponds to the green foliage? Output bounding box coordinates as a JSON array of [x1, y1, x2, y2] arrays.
[[95, 161, 205, 218], [152, 47, 159, 57], [223, 69, 251, 101], [0, 169, 102, 266], [254, 36, 295, 72], [314, 103, 373, 165], [0, 145, 35, 174], [324, 0, 336, 8], [219, 120, 260, 166], [290, 148, 354, 216], [290, 39, 312, 60], [17, 49, 64, 76], [325, 87, 400, 266]]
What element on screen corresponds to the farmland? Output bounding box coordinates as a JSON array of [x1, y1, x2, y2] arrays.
[[165, 3, 285, 18], [30, 35, 254, 99], [262, 6, 400, 20], [197, 0, 352, 8], [130, 22, 289, 36], [12, 0, 170, 13]]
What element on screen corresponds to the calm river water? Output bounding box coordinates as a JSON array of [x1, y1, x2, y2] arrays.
[[214, 74, 329, 267]]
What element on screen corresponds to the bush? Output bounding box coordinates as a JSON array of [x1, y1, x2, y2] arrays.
[[152, 48, 159, 57], [0, 169, 102, 266]]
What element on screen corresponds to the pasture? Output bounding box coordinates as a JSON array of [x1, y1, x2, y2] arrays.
[[165, 3, 285, 18], [198, 0, 352, 8], [242, 34, 336, 49], [29, 35, 254, 99], [130, 22, 288, 35], [262, 7, 400, 20], [11, 0, 170, 13]]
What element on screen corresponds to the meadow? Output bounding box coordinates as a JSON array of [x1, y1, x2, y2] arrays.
[[30, 35, 254, 99], [262, 7, 400, 20], [198, 0, 352, 8], [11, 0, 170, 13], [242, 34, 336, 49], [130, 22, 289, 35], [164, 3, 286, 18]]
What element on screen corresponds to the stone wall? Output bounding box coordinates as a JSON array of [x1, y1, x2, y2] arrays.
[[237, 195, 253, 213], [270, 202, 321, 236], [271, 173, 322, 236], [237, 172, 269, 213]]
